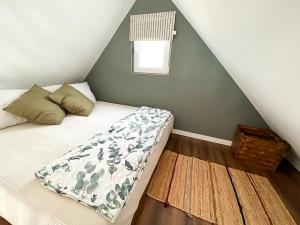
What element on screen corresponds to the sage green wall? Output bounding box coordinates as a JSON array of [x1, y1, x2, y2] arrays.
[[86, 0, 268, 140]]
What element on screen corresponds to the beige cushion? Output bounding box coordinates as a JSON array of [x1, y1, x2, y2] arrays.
[[3, 85, 65, 125], [48, 84, 94, 116]]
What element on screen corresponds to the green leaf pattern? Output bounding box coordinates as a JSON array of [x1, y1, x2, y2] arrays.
[[35, 107, 172, 222]]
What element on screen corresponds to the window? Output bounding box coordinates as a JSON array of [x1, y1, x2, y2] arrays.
[[133, 40, 171, 75]]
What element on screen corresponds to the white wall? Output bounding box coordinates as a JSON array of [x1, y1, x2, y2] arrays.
[[172, 0, 300, 169], [0, 0, 135, 89]]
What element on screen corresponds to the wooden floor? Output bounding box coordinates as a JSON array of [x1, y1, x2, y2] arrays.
[[1, 134, 300, 225], [0, 218, 9, 225], [132, 134, 300, 225]]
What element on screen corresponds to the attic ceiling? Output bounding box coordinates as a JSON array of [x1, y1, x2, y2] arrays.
[[0, 0, 299, 168], [0, 0, 135, 89], [172, 0, 300, 168]]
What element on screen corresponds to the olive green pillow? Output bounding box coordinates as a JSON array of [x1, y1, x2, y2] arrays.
[[4, 85, 65, 125], [48, 84, 94, 116]]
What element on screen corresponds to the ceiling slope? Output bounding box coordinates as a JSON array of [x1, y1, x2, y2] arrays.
[[0, 0, 135, 89], [172, 0, 300, 166]]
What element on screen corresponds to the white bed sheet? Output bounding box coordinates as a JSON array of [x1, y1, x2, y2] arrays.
[[0, 101, 174, 225]]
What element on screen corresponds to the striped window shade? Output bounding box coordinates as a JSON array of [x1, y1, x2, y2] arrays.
[[129, 11, 176, 41]]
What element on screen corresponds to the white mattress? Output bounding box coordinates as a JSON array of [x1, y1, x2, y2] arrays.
[[0, 101, 174, 225]]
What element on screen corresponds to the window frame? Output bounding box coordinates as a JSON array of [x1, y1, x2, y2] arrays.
[[131, 40, 173, 76]]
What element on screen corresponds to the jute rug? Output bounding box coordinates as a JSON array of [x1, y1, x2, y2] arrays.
[[248, 173, 296, 225], [147, 150, 296, 225], [228, 168, 270, 225], [147, 150, 177, 202]]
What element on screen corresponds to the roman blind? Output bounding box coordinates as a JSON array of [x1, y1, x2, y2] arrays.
[[129, 11, 176, 41]]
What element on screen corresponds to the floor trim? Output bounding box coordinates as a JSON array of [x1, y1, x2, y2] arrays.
[[172, 129, 232, 146]]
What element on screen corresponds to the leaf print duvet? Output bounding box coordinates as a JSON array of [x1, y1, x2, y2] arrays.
[[35, 107, 172, 222]]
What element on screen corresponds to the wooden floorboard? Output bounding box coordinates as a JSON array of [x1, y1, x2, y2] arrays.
[[0, 218, 10, 225]]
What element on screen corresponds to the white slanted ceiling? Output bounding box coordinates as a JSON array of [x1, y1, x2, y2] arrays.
[[0, 0, 135, 89], [1, 0, 299, 169], [172, 0, 300, 167]]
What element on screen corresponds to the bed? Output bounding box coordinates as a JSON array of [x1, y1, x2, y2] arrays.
[[0, 101, 174, 225]]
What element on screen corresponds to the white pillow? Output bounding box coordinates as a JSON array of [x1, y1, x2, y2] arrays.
[[0, 89, 28, 129], [0, 82, 96, 129], [44, 82, 96, 103]]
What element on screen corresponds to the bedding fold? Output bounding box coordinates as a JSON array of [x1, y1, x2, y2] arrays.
[[35, 106, 172, 222]]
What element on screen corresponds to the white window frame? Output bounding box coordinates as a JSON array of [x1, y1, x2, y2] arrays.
[[132, 40, 172, 75]]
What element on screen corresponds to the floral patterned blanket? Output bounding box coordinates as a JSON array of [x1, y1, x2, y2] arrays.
[[35, 106, 172, 222]]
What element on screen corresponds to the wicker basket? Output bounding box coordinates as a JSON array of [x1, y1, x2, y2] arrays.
[[232, 125, 288, 171]]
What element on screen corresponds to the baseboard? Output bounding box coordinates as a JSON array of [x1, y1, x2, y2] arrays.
[[286, 152, 300, 172], [172, 129, 232, 146]]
